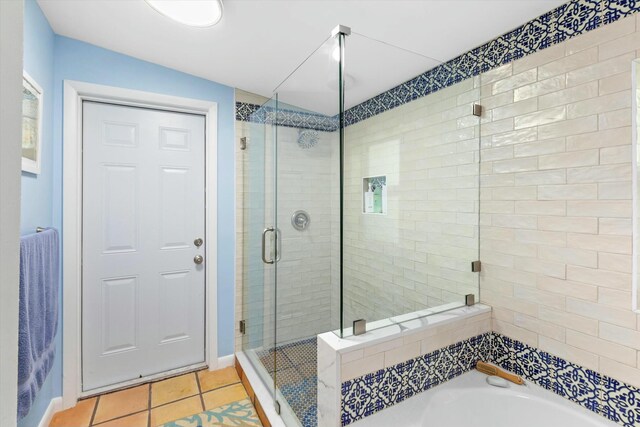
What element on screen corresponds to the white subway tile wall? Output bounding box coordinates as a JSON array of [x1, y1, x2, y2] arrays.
[[273, 126, 338, 343], [480, 13, 640, 388], [341, 77, 481, 326], [236, 115, 338, 350]]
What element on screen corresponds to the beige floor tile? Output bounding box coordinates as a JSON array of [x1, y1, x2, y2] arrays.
[[93, 384, 149, 424], [49, 397, 96, 427], [151, 373, 199, 407], [202, 383, 248, 410], [150, 396, 202, 426], [94, 411, 149, 427], [197, 367, 240, 392]]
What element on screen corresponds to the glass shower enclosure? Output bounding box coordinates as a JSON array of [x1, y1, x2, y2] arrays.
[[239, 25, 481, 427]]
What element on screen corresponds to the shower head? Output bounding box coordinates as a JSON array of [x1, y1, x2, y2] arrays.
[[297, 129, 319, 149]]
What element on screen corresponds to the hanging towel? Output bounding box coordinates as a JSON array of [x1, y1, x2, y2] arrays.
[[17, 228, 59, 420]]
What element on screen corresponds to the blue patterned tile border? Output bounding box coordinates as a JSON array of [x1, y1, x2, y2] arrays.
[[341, 332, 640, 426], [236, 0, 640, 129], [344, 0, 640, 126], [492, 332, 640, 427], [340, 333, 492, 426], [235, 101, 262, 122], [235, 101, 338, 132]]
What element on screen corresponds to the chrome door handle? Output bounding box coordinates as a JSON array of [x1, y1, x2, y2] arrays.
[[262, 227, 275, 264], [194, 255, 204, 265]]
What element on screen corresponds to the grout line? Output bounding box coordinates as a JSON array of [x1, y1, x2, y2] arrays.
[[91, 409, 148, 427], [88, 396, 100, 426], [194, 371, 206, 412], [86, 371, 211, 427], [276, 341, 316, 380], [150, 392, 201, 410], [280, 347, 298, 370], [202, 380, 244, 395], [82, 368, 204, 405], [86, 380, 148, 400], [87, 369, 249, 427], [147, 382, 152, 427]]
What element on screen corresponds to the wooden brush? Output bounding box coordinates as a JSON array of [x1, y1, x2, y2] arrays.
[[476, 361, 524, 385]]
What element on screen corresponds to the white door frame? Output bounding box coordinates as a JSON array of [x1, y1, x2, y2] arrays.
[[62, 80, 218, 408]]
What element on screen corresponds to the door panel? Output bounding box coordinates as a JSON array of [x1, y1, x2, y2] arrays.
[[158, 270, 191, 343], [103, 121, 138, 147], [160, 127, 190, 150], [101, 276, 139, 354], [102, 164, 138, 253], [159, 167, 190, 249], [82, 101, 206, 391]]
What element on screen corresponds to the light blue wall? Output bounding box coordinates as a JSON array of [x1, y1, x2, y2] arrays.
[[18, 2, 61, 427], [21, 1, 53, 235], [19, 0, 236, 423]]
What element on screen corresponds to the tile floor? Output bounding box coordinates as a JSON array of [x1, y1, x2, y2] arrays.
[[49, 367, 262, 427]]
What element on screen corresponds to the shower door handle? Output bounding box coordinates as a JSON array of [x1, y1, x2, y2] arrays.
[[262, 227, 275, 264]]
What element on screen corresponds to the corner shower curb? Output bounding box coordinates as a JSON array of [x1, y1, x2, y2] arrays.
[[235, 351, 287, 427]]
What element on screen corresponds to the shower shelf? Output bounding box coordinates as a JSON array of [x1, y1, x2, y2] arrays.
[[362, 175, 387, 215]]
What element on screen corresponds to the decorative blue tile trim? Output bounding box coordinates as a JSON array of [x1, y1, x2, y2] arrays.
[[235, 101, 262, 122], [236, 0, 640, 129], [235, 102, 338, 132], [340, 333, 492, 426], [492, 332, 640, 427], [344, 0, 640, 126], [341, 332, 640, 427]]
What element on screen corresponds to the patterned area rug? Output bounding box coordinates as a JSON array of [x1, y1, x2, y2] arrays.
[[162, 399, 261, 427]]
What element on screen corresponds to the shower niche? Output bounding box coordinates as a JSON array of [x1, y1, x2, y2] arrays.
[[362, 175, 387, 214]]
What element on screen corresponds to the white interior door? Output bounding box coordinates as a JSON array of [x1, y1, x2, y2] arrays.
[[82, 101, 206, 392]]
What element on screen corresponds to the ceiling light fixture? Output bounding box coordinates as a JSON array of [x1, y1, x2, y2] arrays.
[[145, 0, 223, 27]]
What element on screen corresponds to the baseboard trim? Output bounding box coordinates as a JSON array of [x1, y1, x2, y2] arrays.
[[216, 354, 235, 369], [38, 397, 62, 427]]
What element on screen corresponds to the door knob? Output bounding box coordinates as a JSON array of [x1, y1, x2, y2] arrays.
[[194, 238, 203, 247], [194, 255, 204, 265]]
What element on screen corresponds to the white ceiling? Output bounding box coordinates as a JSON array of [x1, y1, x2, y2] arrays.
[[39, 0, 567, 113]]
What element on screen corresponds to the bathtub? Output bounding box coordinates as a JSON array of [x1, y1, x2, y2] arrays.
[[351, 370, 614, 427]]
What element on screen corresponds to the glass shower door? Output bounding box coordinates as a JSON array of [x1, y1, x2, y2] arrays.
[[240, 98, 277, 406], [271, 34, 342, 427], [240, 95, 314, 426]]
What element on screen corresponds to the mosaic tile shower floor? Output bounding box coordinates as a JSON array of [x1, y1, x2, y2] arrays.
[[256, 337, 318, 427]]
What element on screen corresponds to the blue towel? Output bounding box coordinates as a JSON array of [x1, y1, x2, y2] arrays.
[[17, 228, 59, 420]]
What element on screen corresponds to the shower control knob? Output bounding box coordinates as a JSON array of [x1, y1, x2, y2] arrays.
[[291, 210, 310, 231], [194, 255, 204, 265]]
